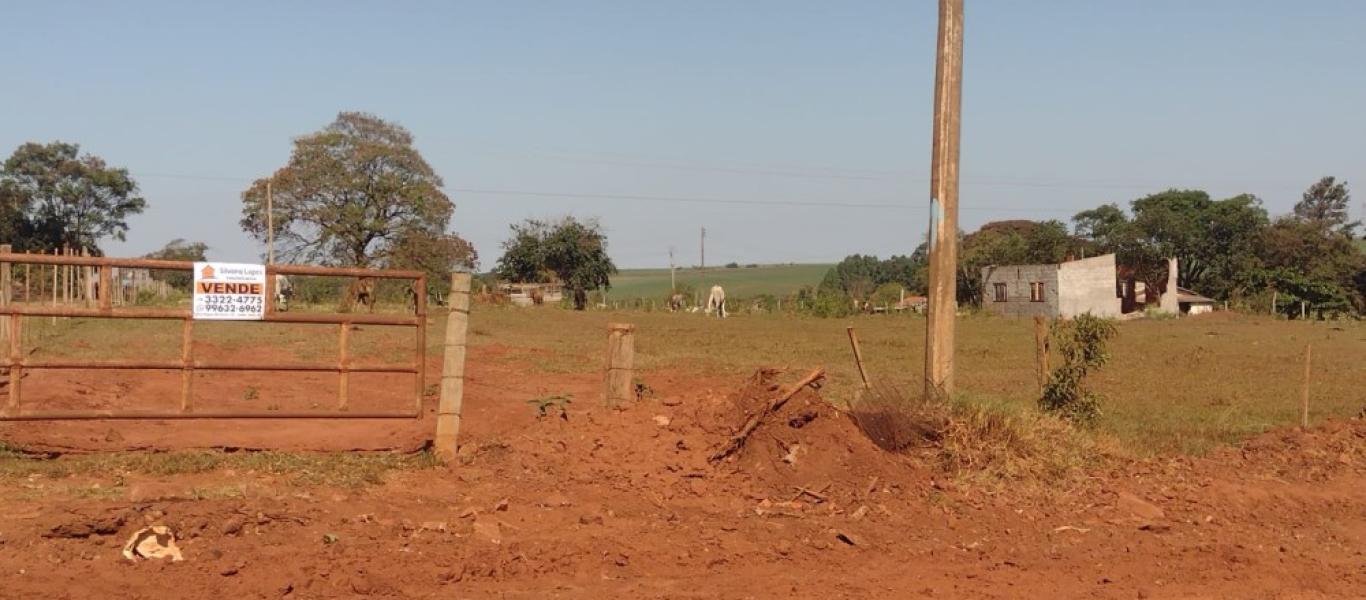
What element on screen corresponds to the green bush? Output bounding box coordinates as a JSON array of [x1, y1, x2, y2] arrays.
[[1039, 314, 1117, 424]]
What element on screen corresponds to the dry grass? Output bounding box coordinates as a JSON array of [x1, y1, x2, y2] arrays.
[[0, 443, 437, 489], [7, 304, 1363, 459], [461, 306, 1363, 456]]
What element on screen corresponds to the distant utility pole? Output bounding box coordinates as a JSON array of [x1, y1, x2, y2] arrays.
[[266, 178, 275, 264], [669, 246, 676, 292], [924, 0, 964, 400], [700, 227, 706, 270]]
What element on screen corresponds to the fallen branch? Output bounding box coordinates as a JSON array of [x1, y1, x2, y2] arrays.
[[709, 368, 825, 463]]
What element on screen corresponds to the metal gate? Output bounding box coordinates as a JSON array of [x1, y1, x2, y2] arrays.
[[0, 252, 427, 420]]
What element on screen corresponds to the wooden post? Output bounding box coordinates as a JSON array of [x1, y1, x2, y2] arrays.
[[846, 326, 872, 388], [337, 322, 351, 410], [604, 323, 636, 407], [50, 248, 57, 325], [923, 0, 965, 401], [82, 247, 93, 307], [266, 178, 275, 265], [1300, 301, 1306, 321], [181, 319, 194, 412], [435, 272, 472, 462], [0, 244, 10, 344], [1033, 315, 1050, 395], [1301, 344, 1311, 429], [6, 314, 20, 415], [99, 264, 112, 310]]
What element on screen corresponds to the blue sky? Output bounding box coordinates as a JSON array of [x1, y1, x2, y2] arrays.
[[3, 1, 1363, 268]]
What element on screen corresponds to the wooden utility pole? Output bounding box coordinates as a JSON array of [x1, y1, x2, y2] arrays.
[[266, 179, 275, 264], [669, 246, 676, 293], [700, 227, 706, 270], [923, 0, 965, 400]]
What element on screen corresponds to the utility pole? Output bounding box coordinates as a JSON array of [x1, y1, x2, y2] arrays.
[[669, 246, 676, 292], [700, 227, 706, 270], [924, 0, 964, 400], [266, 178, 275, 264]]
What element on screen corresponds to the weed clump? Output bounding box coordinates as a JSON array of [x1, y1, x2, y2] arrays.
[[1039, 314, 1118, 424]]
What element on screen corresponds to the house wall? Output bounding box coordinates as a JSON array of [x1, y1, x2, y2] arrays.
[[981, 264, 1060, 317], [1056, 254, 1123, 318]]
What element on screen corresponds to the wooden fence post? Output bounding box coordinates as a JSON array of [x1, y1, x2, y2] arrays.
[[435, 272, 472, 462], [1301, 344, 1312, 429], [0, 244, 10, 345], [604, 323, 636, 407], [1033, 315, 1050, 394]]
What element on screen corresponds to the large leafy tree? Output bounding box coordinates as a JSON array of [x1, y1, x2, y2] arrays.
[[1294, 176, 1358, 236], [0, 141, 146, 252], [959, 220, 1078, 303], [144, 239, 209, 289], [239, 112, 461, 268], [1258, 216, 1365, 315], [1074, 190, 1268, 301], [495, 217, 617, 310]]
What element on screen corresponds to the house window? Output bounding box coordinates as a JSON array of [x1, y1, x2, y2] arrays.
[[1030, 282, 1045, 302], [993, 282, 1007, 302]]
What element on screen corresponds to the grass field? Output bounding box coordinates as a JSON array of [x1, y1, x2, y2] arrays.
[[11, 304, 1364, 457], [605, 263, 831, 301], [463, 308, 1363, 456]]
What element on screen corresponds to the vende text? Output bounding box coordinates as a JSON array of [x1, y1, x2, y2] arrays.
[[197, 282, 263, 295]]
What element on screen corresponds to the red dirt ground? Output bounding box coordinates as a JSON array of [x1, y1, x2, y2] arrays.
[[1, 347, 1363, 598]]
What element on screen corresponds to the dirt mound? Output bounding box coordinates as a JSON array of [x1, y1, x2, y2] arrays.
[[1211, 418, 1366, 481], [705, 369, 925, 504]]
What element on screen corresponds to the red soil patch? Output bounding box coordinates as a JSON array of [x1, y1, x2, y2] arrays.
[[1, 356, 1363, 598]]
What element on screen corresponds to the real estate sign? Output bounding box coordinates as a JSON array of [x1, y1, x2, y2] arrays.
[[192, 262, 266, 320]]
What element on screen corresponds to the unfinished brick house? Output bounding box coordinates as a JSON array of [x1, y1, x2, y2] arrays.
[[981, 254, 1179, 319]]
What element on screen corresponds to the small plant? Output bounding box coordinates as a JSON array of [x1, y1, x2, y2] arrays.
[[1039, 314, 1117, 424], [527, 394, 572, 420]]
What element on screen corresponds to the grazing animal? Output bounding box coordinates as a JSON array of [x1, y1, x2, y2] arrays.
[[704, 285, 727, 318], [273, 274, 294, 312], [669, 293, 686, 312], [343, 277, 377, 313]]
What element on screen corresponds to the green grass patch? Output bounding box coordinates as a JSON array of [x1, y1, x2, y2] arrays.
[[606, 263, 830, 300]]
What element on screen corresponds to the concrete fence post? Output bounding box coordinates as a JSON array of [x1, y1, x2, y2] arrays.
[[604, 323, 636, 407], [435, 272, 472, 462]]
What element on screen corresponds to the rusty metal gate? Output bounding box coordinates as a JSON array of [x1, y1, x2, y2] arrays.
[[0, 252, 426, 420]]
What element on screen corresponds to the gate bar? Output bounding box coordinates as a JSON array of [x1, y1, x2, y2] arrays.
[[0, 410, 419, 421]]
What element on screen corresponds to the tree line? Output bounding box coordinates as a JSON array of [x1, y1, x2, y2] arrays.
[[820, 179, 1366, 317]]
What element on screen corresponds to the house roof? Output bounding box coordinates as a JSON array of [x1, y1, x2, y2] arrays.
[[1176, 287, 1215, 304]]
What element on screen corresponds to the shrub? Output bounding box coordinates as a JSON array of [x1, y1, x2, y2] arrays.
[[1039, 314, 1117, 424]]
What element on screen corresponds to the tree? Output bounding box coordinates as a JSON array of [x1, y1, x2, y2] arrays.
[[819, 254, 885, 300], [0, 141, 146, 252], [1294, 176, 1358, 236], [144, 239, 208, 290], [1077, 190, 1269, 301], [495, 217, 617, 310], [385, 229, 478, 297], [239, 112, 460, 267], [1258, 216, 1364, 315], [958, 220, 1079, 304]]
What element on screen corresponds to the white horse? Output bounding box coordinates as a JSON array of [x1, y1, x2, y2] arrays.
[[704, 285, 727, 318], [273, 274, 294, 311]]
